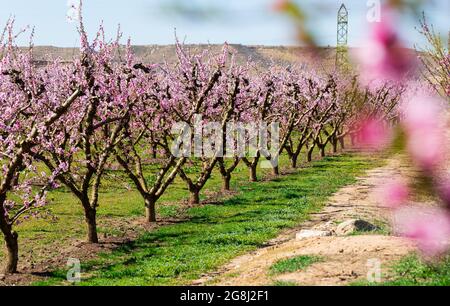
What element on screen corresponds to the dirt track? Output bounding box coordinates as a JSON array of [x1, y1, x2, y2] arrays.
[[197, 157, 418, 286]]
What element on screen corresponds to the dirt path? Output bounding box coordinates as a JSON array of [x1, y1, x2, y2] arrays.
[[196, 156, 418, 286]]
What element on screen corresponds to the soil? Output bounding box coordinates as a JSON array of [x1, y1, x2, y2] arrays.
[[195, 156, 420, 286]]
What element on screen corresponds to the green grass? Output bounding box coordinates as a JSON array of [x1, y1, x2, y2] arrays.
[[272, 280, 298, 286], [269, 255, 323, 275], [28, 153, 383, 286], [356, 254, 450, 286]]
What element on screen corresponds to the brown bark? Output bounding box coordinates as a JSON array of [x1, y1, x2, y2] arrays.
[[332, 138, 338, 153], [84, 208, 98, 243], [189, 189, 200, 205], [145, 196, 157, 223], [222, 175, 231, 191], [320, 146, 326, 157], [307, 148, 314, 162], [290, 155, 298, 168], [272, 166, 279, 176], [3, 231, 18, 274], [249, 166, 257, 182], [339, 137, 345, 150]]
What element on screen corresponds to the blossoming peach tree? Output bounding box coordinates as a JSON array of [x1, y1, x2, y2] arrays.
[[0, 20, 82, 273]]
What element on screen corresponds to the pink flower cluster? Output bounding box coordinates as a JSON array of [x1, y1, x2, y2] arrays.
[[394, 207, 450, 257], [356, 7, 450, 258], [356, 9, 416, 86], [401, 94, 448, 172]]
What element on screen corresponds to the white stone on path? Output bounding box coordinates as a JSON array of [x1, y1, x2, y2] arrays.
[[296, 229, 332, 240]]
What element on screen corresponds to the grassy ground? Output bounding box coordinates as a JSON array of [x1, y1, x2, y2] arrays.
[[353, 255, 450, 286], [23, 152, 384, 286], [387, 255, 450, 286], [269, 255, 323, 275]]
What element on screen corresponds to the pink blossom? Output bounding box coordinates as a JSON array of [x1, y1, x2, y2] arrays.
[[355, 11, 415, 85], [406, 131, 446, 172], [377, 180, 410, 209], [394, 207, 450, 257], [401, 95, 444, 133], [355, 116, 392, 149], [401, 95, 447, 172], [272, 0, 290, 12]]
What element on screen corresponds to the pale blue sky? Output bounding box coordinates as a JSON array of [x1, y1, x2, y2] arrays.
[[0, 0, 448, 47]]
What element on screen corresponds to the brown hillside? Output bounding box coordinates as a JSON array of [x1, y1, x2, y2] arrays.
[[29, 45, 338, 71], [29, 45, 420, 74]]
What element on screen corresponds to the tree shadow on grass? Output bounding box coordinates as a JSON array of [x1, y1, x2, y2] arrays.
[[32, 153, 378, 285]]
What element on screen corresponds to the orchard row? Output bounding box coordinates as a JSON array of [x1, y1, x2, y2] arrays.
[[0, 20, 403, 274]]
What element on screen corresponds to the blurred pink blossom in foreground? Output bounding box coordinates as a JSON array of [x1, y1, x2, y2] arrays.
[[394, 207, 450, 257], [377, 180, 410, 209], [355, 10, 415, 85], [272, 0, 290, 12], [401, 95, 447, 172], [355, 116, 392, 149]]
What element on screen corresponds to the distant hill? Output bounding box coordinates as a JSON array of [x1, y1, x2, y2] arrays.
[[29, 44, 339, 72], [29, 44, 420, 74]]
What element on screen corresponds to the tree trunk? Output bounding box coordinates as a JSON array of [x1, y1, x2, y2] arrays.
[[189, 189, 200, 205], [249, 166, 257, 182], [4, 231, 18, 274], [151, 143, 157, 159], [222, 175, 231, 191], [320, 146, 326, 157], [339, 137, 345, 150], [84, 208, 99, 243], [332, 138, 338, 153], [290, 155, 298, 168], [145, 196, 157, 223], [307, 148, 314, 162], [272, 166, 279, 176]]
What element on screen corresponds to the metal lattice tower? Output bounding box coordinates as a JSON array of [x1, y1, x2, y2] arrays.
[[336, 3, 349, 71]]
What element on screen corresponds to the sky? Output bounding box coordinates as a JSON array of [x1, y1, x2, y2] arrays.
[[0, 0, 448, 48]]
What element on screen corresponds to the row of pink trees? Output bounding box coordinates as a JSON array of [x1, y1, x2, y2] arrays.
[[0, 15, 405, 274]]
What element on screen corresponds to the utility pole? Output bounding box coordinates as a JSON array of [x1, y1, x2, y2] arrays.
[[336, 3, 349, 72]]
